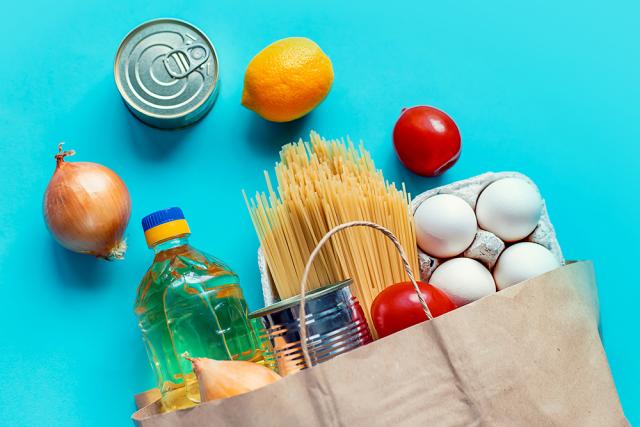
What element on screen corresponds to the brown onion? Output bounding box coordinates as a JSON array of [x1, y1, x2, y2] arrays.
[[185, 355, 281, 402], [44, 144, 132, 260]]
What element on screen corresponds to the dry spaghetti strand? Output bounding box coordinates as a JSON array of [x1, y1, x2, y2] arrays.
[[245, 132, 419, 335]]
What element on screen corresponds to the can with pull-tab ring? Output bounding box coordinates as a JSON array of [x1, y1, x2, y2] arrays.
[[114, 18, 220, 129]]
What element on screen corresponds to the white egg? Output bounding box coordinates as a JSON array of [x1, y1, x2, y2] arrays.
[[430, 258, 496, 306], [493, 242, 560, 290], [475, 178, 542, 242], [414, 194, 477, 258]]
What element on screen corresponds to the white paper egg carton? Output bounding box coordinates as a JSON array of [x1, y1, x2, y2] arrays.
[[257, 171, 563, 306], [412, 171, 564, 282], [258, 247, 277, 306]]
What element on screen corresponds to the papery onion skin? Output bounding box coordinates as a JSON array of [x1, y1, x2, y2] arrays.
[[186, 356, 281, 402], [43, 145, 132, 260]]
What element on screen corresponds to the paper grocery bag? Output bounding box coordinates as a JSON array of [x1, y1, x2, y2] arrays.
[[132, 261, 627, 426]]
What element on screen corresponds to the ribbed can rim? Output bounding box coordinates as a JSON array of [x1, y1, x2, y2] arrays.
[[250, 279, 353, 318], [113, 18, 219, 124]]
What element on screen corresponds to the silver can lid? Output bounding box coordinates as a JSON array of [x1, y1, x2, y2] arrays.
[[249, 279, 353, 318], [114, 18, 219, 126]]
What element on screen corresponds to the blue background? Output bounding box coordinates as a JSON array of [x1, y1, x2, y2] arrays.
[[0, 0, 638, 425]]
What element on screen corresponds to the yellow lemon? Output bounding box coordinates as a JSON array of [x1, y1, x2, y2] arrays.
[[241, 37, 334, 122]]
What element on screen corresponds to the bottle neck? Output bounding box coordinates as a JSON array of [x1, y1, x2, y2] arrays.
[[152, 235, 190, 254]]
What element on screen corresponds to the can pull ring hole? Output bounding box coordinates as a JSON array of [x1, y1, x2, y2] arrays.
[[163, 43, 210, 79]]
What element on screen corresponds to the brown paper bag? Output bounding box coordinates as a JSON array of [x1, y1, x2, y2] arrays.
[[132, 261, 627, 426]]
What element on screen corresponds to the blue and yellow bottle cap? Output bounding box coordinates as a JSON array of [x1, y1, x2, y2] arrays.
[[141, 207, 191, 247]]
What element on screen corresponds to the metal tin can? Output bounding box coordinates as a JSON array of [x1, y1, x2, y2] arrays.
[[250, 280, 373, 376], [114, 18, 219, 129]]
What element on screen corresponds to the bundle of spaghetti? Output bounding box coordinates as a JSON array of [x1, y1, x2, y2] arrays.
[[244, 131, 419, 332]]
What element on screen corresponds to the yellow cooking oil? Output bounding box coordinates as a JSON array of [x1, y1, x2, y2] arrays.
[[135, 208, 266, 411]]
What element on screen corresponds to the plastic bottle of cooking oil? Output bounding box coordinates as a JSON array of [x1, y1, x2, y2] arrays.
[[134, 207, 262, 412]]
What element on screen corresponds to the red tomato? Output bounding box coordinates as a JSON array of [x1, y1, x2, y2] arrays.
[[393, 106, 461, 176], [371, 281, 457, 338]]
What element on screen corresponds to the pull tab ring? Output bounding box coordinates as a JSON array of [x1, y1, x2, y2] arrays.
[[163, 43, 210, 79]]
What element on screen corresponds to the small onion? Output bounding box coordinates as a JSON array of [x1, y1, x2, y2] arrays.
[[185, 355, 281, 402], [43, 144, 132, 260]]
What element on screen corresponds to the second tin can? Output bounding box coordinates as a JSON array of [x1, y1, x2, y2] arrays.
[[114, 19, 219, 129], [250, 280, 373, 376]]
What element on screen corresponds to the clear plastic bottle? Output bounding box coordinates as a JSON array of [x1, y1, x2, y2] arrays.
[[134, 207, 261, 411]]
